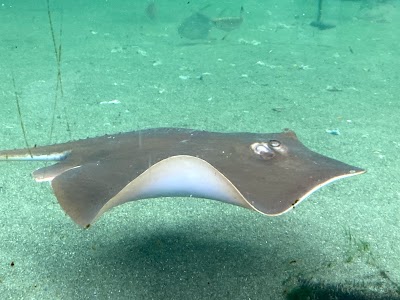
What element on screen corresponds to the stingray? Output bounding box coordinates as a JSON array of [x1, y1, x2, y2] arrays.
[[178, 12, 213, 40], [0, 128, 365, 228]]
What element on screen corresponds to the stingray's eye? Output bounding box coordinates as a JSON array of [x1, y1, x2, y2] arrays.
[[268, 139, 288, 155], [250, 142, 275, 160], [268, 140, 281, 148]]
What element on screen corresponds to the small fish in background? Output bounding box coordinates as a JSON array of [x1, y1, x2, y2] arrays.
[[212, 6, 244, 31], [145, 0, 157, 20], [211, 6, 244, 39]]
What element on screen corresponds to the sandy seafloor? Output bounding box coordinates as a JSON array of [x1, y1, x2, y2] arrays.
[[0, 0, 399, 299]]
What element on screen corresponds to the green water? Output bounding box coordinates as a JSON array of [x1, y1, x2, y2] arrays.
[[0, 0, 399, 299]]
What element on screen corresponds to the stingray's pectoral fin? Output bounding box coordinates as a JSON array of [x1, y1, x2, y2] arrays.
[[51, 162, 126, 228], [51, 155, 252, 228], [33, 162, 78, 182]]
